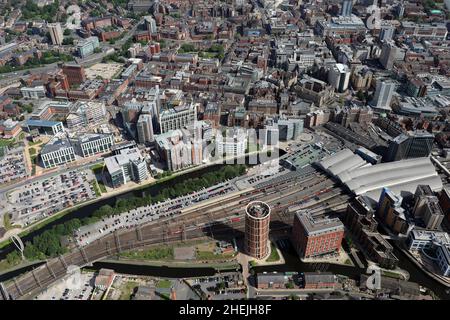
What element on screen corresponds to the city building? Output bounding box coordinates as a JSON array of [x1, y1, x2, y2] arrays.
[[40, 137, 76, 168], [48, 22, 63, 45], [155, 129, 202, 171], [422, 198, 445, 230], [71, 133, 114, 158], [379, 41, 404, 70], [379, 24, 395, 42], [384, 131, 434, 162], [355, 147, 381, 164], [104, 147, 149, 188], [245, 201, 271, 260], [62, 64, 87, 87], [158, 103, 197, 133], [406, 229, 450, 251], [20, 86, 46, 99], [66, 101, 107, 129], [77, 36, 100, 58], [275, 118, 303, 141], [436, 244, 450, 277], [328, 63, 350, 93], [215, 128, 247, 158], [256, 272, 296, 289], [377, 187, 409, 234], [370, 80, 396, 111], [25, 119, 64, 135], [144, 16, 157, 33], [303, 273, 337, 289], [137, 114, 155, 144], [94, 269, 115, 290], [296, 76, 334, 107], [438, 188, 450, 222], [291, 210, 344, 259], [400, 22, 448, 41], [315, 15, 366, 37], [341, 0, 352, 17], [344, 197, 399, 269]]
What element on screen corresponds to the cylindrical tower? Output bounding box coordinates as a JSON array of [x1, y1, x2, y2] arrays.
[[245, 201, 271, 259]]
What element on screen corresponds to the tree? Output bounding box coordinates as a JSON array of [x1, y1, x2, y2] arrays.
[[6, 251, 21, 265], [63, 29, 71, 36], [62, 37, 74, 45]]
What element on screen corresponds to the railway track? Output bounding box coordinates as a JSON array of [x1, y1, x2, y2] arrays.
[[0, 170, 346, 300]]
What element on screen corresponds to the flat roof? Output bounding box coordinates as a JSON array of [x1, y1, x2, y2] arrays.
[[25, 119, 62, 127]]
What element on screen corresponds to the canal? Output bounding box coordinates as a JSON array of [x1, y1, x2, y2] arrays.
[[0, 149, 285, 261], [1, 235, 450, 299]]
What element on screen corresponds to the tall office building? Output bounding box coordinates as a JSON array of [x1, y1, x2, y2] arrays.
[[328, 63, 351, 93], [137, 114, 154, 144], [377, 187, 409, 234], [155, 129, 202, 171], [144, 16, 157, 33], [422, 198, 445, 230], [385, 130, 434, 162], [379, 41, 402, 70], [48, 23, 64, 45], [379, 25, 395, 42], [276, 118, 304, 141], [245, 201, 271, 260], [371, 80, 396, 110], [341, 0, 353, 17]]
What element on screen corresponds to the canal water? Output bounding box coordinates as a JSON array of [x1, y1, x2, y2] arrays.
[[0, 163, 225, 260], [1, 236, 450, 299], [0, 150, 285, 261], [252, 239, 450, 300]]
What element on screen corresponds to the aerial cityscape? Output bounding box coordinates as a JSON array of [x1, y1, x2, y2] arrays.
[[0, 0, 449, 304]]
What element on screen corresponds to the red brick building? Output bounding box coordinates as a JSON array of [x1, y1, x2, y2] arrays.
[[62, 64, 87, 87], [291, 211, 344, 259]]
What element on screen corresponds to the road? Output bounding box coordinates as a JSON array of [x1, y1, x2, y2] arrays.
[[0, 164, 349, 300]]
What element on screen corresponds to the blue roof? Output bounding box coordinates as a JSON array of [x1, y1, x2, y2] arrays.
[[25, 119, 62, 127]]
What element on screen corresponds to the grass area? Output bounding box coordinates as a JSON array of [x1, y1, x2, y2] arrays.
[[0, 257, 21, 273], [3, 213, 20, 231], [98, 181, 107, 193], [28, 140, 42, 146], [199, 51, 218, 59], [157, 279, 172, 289], [196, 250, 234, 261], [381, 270, 405, 280], [159, 293, 170, 300], [266, 243, 280, 262], [29, 147, 36, 156], [0, 138, 14, 148], [30, 154, 37, 176], [91, 163, 105, 174], [344, 258, 353, 265], [92, 181, 101, 197], [118, 281, 139, 300], [119, 246, 174, 261]]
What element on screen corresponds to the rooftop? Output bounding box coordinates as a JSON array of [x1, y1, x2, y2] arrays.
[[246, 201, 271, 219]]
